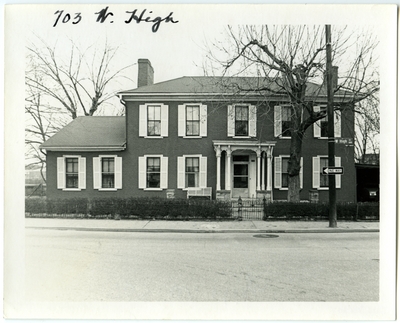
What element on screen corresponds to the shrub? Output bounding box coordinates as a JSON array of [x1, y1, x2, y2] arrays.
[[26, 197, 232, 220], [263, 201, 379, 221]]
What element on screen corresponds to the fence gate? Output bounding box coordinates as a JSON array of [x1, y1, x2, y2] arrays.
[[232, 198, 265, 220]]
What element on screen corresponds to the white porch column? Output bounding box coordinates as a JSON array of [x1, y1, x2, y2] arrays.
[[267, 147, 273, 191], [226, 147, 232, 190], [261, 151, 266, 190], [256, 149, 261, 191], [215, 146, 221, 191]]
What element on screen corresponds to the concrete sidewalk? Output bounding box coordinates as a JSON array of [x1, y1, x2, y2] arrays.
[[25, 218, 379, 233]]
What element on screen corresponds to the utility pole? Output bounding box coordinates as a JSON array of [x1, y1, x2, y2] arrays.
[[325, 25, 337, 228]]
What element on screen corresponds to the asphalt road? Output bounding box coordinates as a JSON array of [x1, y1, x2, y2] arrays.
[[25, 229, 379, 302]]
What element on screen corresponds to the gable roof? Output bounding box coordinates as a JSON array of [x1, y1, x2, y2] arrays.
[[119, 76, 351, 101], [40, 116, 126, 152]]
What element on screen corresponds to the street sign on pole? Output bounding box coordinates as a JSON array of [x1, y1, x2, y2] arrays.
[[334, 138, 354, 145], [322, 166, 344, 175]]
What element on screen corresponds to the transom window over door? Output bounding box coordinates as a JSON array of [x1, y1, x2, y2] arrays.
[[186, 157, 199, 187], [186, 105, 200, 136], [66, 157, 78, 188], [235, 105, 249, 136], [147, 105, 161, 136]]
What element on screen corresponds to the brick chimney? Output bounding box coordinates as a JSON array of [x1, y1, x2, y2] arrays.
[[323, 66, 338, 90], [137, 59, 154, 87]]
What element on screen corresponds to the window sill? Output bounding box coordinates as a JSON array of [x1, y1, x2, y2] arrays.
[[231, 136, 253, 139], [279, 136, 291, 140], [62, 188, 83, 191], [98, 188, 118, 191], [143, 136, 166, 139], [182, 136, 204, 139], [143, 188, 164, 191]]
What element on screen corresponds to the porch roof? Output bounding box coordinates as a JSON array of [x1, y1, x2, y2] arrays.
[[213, 140, 276, 155]]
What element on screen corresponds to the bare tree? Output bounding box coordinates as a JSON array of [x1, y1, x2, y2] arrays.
[[206, 25, 379, 202], [25, 70, 68, 181], [354, 93, 380, 163], [25, 38, 134, 175], [26, 37, 133, 119]]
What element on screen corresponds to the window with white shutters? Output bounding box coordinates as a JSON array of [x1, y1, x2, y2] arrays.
[[178, 104, 207, 137], [274, 156, 303, 190], [57, 156, 86, 191], [138, 155, 168, 190], [93, 156, 122, 190], [313, 106, 341, 138], [139, 104, 169, 138], [177, 155, 207, 189], [227, 104, 256, 137], [312, 156, 341, 189]]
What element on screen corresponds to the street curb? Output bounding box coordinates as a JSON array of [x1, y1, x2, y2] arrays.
[[26, 226, 380, 234]]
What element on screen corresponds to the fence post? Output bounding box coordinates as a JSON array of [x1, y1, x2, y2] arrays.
[[263, 196, 267, 220], [238, 196, 243, 221]]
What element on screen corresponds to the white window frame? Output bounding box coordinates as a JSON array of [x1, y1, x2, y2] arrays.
[[138, 155, 168, 190], [274, 155, 303, 190], [274, 105, 293, 139], [93, 155, 122, 191], [139, 103, 169, 138], [227, 104, 257, 138], [313, 106, 341, 139], [178, 104, 207, 138], [177, 155, 207, 190], [57, 155, 86, 191], [312, 155, 341, 190]]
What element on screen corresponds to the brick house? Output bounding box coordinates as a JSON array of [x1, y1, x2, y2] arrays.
[[41, 59, 356, 202]]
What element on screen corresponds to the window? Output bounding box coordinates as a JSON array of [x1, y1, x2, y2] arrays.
[[281, 106, 292, 137], [57, 156, 86, 190], [147, 105, 161, 136], [177, 155, 207, 189], [274, 105, 293, 138], [147, 157, 161, 188], [319, 157, 329, 188], [235, 105, 249, 136], [185, 157, 199, 187], [227, 104, 256, 137], [313, 106, 341, 138], [93, 156, 122, 190], [65, 158, 79, 188], [312, 156, 341, 189], [101, 158, 115, 188], [274, 156, 303, 189], [178, 104, 207, 137], [139, 104, 169, 137], [186, 105, 200, 136], [138, 155, 168, 189]]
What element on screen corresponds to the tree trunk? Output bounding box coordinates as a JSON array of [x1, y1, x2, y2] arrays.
[[287, 132, 303, 202], [287, 101, 304, 202]]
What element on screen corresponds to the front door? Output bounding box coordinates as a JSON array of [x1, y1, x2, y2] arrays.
[[232, 155, 250, 198]]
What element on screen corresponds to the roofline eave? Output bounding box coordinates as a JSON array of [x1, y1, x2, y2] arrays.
[[118, 92, 357, 104], [40, 145, 126, 152]]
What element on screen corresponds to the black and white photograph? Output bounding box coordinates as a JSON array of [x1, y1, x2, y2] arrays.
[[4, 3, 397, 321]]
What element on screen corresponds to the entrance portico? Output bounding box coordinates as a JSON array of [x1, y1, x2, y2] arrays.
[[213, 140, 276, 200]]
